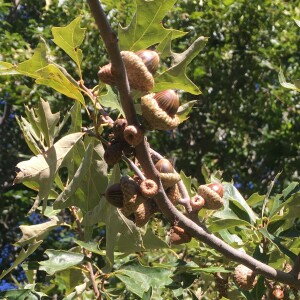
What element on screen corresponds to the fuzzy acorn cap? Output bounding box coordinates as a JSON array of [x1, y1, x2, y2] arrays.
[[98, 63, 116, 85], [233, 264, 257, 290], [123, 125, 144, 146], [166, 184, 181, 204], [134, 200, 154, 227], [170, 226, 192, 245], [190, 195, 205, 212], [197, 184, 224, 210], [160, 172, 181, 189], [141, 93, 180, 130], [140, 179, 158, 198], [120, 176, 142, 216], [121, 51, 154, 92]]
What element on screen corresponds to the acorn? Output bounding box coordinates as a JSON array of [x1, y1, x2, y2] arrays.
[[140, 179, 158, 198], [197, 183, 224, 210], [136, 49, 160, 74], [104, 142, 123, 166], [154, 90, 180, 117], [98, 63, 116, 85], [166, 184, 181, 204], [207, 182, 224, 198], [112, 118, 128, 140], [123, 125, 144, 146], [233, 264, 257, 290], [170, 226, 192, 245], [155, 159, 181, 188], [190, 195, 205, 212], [141, 93, 180, 130], [105, 183, 124, 208], [134, 200, 153, 227]]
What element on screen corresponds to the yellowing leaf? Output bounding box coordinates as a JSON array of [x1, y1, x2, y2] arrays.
[[35, 64, 85, 104], [16, 40, 49, 78], [118, 0, 186, 51], [52, 17, 86, 77], [0, 61, 20, 75]]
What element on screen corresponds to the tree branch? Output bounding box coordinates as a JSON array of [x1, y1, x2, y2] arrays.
[[87, 0, 300, 289]]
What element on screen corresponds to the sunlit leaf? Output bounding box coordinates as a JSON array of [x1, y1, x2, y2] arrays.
[[14, 132, 85, 212], [208, 218, 252, 233], [39, 250, 86, 275], [52, 17, 86, 77], [118, 0, 186, 51], [73, 240, 106, 256], [278, 67, 300, 91], [154, 37, 207, 94], [0, 61, 20, 75], [16, 216, 64, 246], [35, 64, 85, 104], [16, 39, 49, 78], [98, 86, 124, 116], [177, 100, 198, 123]]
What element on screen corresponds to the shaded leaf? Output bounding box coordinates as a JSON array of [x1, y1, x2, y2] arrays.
[[35, 64, 85, 104], [246, 192, 265, 207], [177, 100, 198, 123], [208, 218, 252, 233], [17, 216, 64, 246], [118, 0, 186, 51], [98, 86, 124, 116], [39, 250, 86, 275], [0, 241, 43, 280], [179, 170, 196, 197], [73, 240, 106, 256]]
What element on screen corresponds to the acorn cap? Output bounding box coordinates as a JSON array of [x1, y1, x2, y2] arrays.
[[166, 184, 181, 205], [121, 51, 154, 92], [160, 172, 181, 189], [136, 49, 160, 75], [190, 195, 205, 212], [141, 93, 180, 130], [140, 179, 158, 198], [154, 90, 180, 117], [123, 125, 144, 146], [170, 226, 192, 245], [98, 63, 116, 85], [197, 184, 224, 210], [233, 264, 257, 290], [134, 200, 153, 227]]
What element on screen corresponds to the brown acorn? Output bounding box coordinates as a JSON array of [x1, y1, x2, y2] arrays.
[[105, 183, 124, 208], [141, 93, 180, 130], [123, 125, 144, 146], [136, 50, 160, 74], [112, 118, 128, 140], [207, 182, 224, 198], [233, 264, 257, 290], [154, 90, 180, 117], [170, 226, 192, 245], [104, 142, 123, 166], [190, 195, 205, 212], [198, 183, 224, 210], [166, 184, 181, 204], [140, 179, 158, 198], [155, 159, 181, 188]]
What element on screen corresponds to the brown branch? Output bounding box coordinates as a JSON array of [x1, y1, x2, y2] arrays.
[[86, 0, 300, 289]]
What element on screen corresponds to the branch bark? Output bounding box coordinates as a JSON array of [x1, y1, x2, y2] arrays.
[[87, 0, 300, 290]]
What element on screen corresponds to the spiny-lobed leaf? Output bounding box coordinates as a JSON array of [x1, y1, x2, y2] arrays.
[[118, 0, 186, 51], [35, 64, 85, 104], [0, 241, 43, 280], [52, 17, 86, 77], [154, 36, 207, 94], [16, 216, 64, 246], [14, 132, 85, 212], [177, 100, 198, 123], [39, 250, 86, 275]]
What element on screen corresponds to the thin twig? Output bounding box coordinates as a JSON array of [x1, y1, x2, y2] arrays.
[[122, 155, 146, 180], [87, 0, 300, 289], [70, 206, 100, 298]]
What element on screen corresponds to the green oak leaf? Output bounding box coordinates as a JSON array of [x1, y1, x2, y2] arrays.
[[0, 240, 43, 280], [16, 216, 64, 246], [52, 17, 86, 78], [14, 132, 85, 212], [39, 250, 86, 275], [35, 64, 85, 104], [177, 100, 198, 123], [154, 36, 207, 94], [0, 61, 20, 75], [118, 0, 186, 51], [16, 39, 49, 78]]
